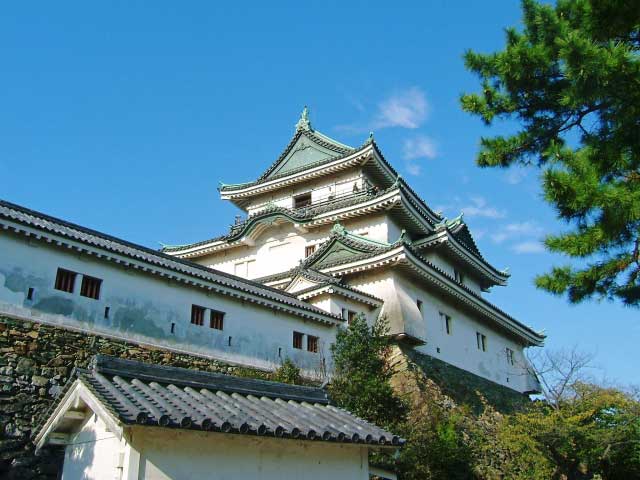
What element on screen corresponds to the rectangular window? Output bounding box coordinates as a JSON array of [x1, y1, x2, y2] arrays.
[[341, 308, 347, 320], [305, 245, 316, 258], [476, 332, 487, 352], [80, 275, 102, 300], [506, 347, 514, 366], [347, 310, 358, 324], [210, 310, 225, 330], [293, 192, 312, 208], [293, 331, 303, 349], [307, 335, 318, 353], [440, 313, 452, 335], [191, 305, 205, 326], [454, 268, 465, 284], [54, 268, 77, 293]]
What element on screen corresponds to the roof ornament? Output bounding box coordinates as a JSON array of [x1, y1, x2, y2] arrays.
[[396, 229, 412, 246], [365, 131, 375, 145], [331, 222, 347, 236], [295, 105, 312, 132], [392, 174, 402, 188]]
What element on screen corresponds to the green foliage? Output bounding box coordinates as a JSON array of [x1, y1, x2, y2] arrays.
[[497, 383, 640, 479], [329, 314, 406, 428], [272, 357, 301, 385], [461, 0, 640, 306]]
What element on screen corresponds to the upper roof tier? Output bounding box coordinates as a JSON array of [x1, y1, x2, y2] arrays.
[[219, 108, 401, 209]]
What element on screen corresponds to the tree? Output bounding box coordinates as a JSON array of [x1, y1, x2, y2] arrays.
[[329, 314, 405, 428], [489, 349, 640, 479], [461, 0, 640, 306], [272, 357, 301, 385]]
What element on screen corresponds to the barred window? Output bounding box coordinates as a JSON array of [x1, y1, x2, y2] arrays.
[[307, 335, 319, 353], [210, 310, 225, 330], [293, 331, 303, 349], [80, 275, 102, 300], [347, 310, 358, 324], [191, 305, 205, 326], [54, 268, 76, 293], [293, 192, 312, 208], [305, 245, 316, 257]]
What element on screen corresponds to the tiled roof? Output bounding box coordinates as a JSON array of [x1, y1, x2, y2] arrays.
[[49, 355, 403, 446], [162, 187, 396, 253], [219, 128, 356, 192], [286, 268, 384, 304], [0, 199, 341, 324]]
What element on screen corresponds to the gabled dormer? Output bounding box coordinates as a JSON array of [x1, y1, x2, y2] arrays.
[[218, 108, 398, 212]]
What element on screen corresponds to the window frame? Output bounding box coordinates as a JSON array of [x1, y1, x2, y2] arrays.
[[307, 335, 319, 353], [210, 309, 225, 330], [476, 332, 487, 352], [305, 245, 316, 258], [191, 305, 206, 326], [293, 192, 312, 208], [54, 268, 77, 294], [80, 275, 102, 300], [293, 331, 304, 349]]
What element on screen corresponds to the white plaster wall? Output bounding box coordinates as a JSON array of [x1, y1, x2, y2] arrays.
[[0, 231, 334, 377], [307, 293, 378, 325], [246, 170, 365, 215], [198, 214, 399, 281], [421, 252, 483, 295], [131, 427, 369, 480], [348, 269, 536, 393], [61, 413, 124, 480]]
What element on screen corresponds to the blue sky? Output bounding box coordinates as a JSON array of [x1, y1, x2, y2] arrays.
[[1, 2, 637, 385]]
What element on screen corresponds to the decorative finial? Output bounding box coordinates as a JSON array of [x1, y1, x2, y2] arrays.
[[365, 131, 375, 144], [331, 222, 346, 236], [295, 105, 312, 132]]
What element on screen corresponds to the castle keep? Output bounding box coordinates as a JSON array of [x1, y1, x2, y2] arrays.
[[0, 108, 544, 478]]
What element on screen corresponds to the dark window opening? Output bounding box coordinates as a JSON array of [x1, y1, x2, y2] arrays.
[[278, 347, 282, 358], [27, 288, 34, 301], [293, 192, 312, 208], [307, 335, 318, 353], [293, 331, 303, 349], [228, 336, 232, 346], [506, 348, 514, 365], [170, 322, 175, 334], [454, 268, 464, 284], [440, 313, 452, 335], [191, 305, 205, 326], [210, 310, 225, 330], [54, 268, 76, 293], [305, 245, 316, 258], [104, 307, 110, 319], [476, 332, 487, 352], [80, 275, 102, 300], [347, 310, 358, 324], [416, 299, 423, 313]]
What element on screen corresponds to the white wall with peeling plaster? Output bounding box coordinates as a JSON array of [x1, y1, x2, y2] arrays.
[[0, 230, 335, 378]]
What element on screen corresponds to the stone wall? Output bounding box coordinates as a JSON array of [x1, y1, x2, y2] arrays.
[[398, 346, 529, 414], [0, 314, 267, 480]]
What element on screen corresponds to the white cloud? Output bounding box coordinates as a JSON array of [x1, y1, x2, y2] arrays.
[[403, 135, 437, 160], [504, 167, 528, 185], [491, 221, 544, 244], [405, 162, 422, 176], [372, 87, 429, 130], [512, 240, 545, 254], [460, 196, 506, 219]]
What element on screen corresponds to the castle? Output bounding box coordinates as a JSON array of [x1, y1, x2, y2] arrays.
[[0, 107, 542, 397]]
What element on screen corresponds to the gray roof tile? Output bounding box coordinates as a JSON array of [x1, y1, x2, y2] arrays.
[[71, 356, 403, 446]]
